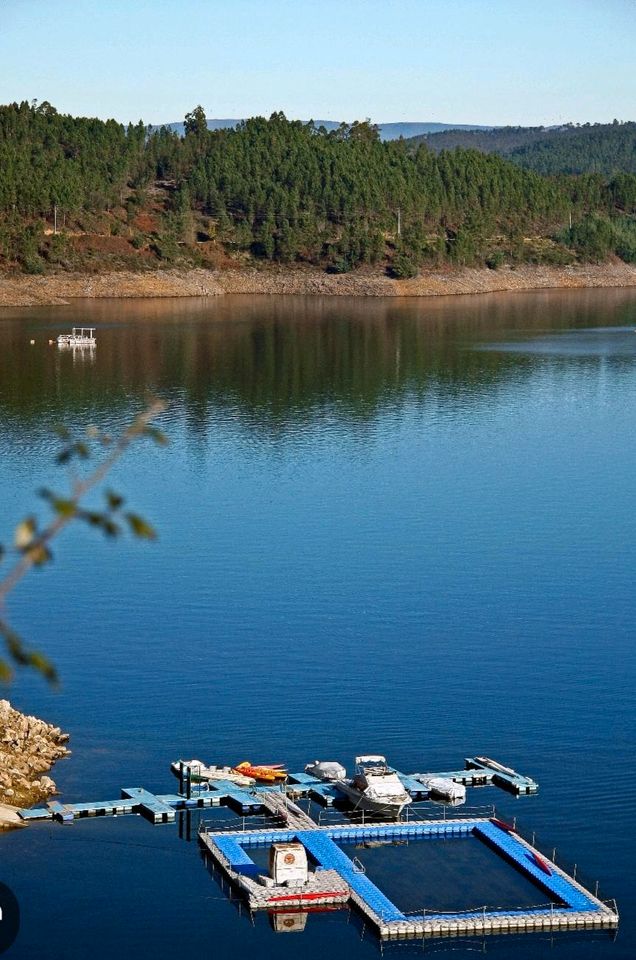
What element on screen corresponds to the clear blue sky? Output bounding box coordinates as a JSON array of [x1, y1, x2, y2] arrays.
[[1, 0, 634, 126]]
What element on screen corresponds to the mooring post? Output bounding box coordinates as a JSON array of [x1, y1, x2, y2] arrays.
[[179, 760, 184, 796], [552, 848, 556, 863], [573, 863, 577, 880], [595, 880, 599, 897]]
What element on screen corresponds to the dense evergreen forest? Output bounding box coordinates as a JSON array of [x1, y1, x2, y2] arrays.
[[410, 122, 636, 176], [1, 101, 635, 276]]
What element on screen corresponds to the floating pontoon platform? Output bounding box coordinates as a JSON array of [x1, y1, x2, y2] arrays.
[[199, 812, 618, 941], [18, 757, 616, 945], [412, 756, 539, 795], [18, 780, 264, 824]]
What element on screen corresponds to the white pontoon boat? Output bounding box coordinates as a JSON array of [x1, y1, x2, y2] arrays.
[[57, 327, 96, 347]]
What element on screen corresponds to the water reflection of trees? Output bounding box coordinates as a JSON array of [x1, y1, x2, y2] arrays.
[[0, 289, 634, 439]]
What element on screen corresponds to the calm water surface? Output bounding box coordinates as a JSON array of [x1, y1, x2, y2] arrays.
[[0, 289, 635, 959]]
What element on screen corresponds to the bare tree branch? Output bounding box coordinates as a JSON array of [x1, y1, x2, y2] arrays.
[[0, 399, 167, 683]]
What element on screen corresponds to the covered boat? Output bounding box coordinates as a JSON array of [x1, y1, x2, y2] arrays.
[[421, 776, 466, 803], [335, 755, 412, 818], [304, 760, 347, 782]]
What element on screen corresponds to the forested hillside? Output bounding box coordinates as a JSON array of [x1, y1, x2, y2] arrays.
[[1, 101, 635, 276], [409, 121, 636, 176], [509, 122, 636, 176], [407, 126, 551, 155]]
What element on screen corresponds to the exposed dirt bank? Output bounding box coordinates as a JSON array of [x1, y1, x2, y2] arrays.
[[1, 262, 636, 308], [0, 268, 225, 307], [0, 699, 69, 826]]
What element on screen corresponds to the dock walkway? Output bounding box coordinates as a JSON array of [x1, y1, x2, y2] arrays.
[[17, 759, 617, 945], [199, 815, 617, 940], [412, 757, 538, 795]]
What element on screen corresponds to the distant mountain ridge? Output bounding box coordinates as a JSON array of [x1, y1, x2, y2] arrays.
[[156, 118, 493, 141]]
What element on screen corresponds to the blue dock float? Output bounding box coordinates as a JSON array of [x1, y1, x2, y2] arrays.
[[299, 830, 404, 923], [412, 757, 539, 795], [198, 813, 618, 941], [466, 757, 539, 794], [18, 779, 262, 824], [473, 821, 596, 911], [286, 774, 342, 806], [121, 788, 177, 824], [17, 763, 617, 944], [45, 801, 75, 824]]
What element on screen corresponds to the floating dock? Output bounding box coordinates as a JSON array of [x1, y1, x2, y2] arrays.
[[199, 813, 618, 941], [19, 755, 537, 825], [18, 780, 264, 824], [412, 756, 539, 795], [17, 756, 617, 945]]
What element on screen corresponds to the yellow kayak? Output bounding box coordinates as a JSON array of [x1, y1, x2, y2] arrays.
[[233, 761, 287, 782]]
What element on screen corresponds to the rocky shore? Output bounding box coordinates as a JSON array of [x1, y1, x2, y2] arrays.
[[1, 261, 636, 307], [0, 699, 69, 828]]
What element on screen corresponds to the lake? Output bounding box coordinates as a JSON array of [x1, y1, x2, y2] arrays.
[[0, 288, 635, 959]]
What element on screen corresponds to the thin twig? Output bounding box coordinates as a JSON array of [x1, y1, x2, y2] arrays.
[[0, 399, 164, 605], [0, 399, 165, 679]]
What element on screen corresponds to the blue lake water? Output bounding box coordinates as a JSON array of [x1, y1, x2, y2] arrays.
[[0, 289, 635, 959]]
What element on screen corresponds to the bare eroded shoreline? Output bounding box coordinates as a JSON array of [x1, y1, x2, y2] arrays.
[[1, 262, 636, 308]]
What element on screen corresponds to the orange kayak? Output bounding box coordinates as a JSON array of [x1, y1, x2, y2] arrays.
[[233, 761, 287, 782]]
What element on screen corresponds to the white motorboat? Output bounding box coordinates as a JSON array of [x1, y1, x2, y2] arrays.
[[57, 327, 96, 348], [304, 760, 347, 782], [421, 776, 466, 803], [335, 755, 412, 818], [170, 759, 255, 787]]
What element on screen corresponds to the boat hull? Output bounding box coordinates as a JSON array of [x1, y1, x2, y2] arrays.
[[335, 780, 411, 819]]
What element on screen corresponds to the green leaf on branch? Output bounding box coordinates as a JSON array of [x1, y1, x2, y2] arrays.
[[105, 490, 124, 510], [79, 511, 120, 537], [39, 487, 76, 514], [14, 516, 36, 550], [0, 621, 58, 685], [125, 513, 156, 539], [26, 544, 52, 567]]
